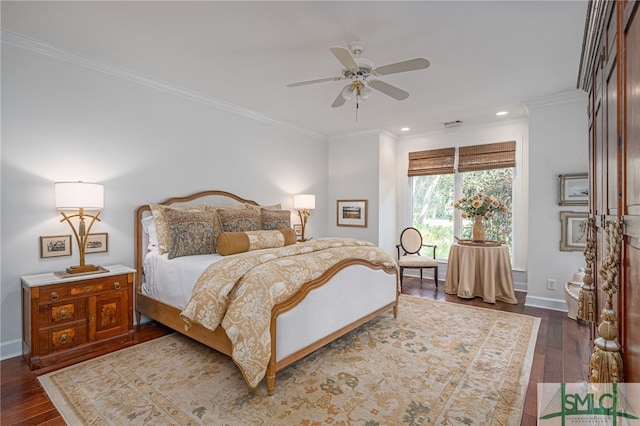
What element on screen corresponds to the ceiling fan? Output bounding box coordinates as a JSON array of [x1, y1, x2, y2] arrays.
[[286, 41, 430, 108]]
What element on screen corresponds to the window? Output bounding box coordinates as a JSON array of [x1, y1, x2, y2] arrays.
[[410, 141, 515, 259]]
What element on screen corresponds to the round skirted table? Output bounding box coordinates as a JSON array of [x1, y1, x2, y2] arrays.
[[445, 243, 517, 304]]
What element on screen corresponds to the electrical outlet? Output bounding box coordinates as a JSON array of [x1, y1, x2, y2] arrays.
[[547, 279, 557, 290]]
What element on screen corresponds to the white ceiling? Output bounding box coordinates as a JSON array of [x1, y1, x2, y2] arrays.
[[1, 1, 588, 138]]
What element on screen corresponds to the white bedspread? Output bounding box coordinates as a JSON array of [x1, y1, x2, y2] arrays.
[[143, 251, 224, 309]]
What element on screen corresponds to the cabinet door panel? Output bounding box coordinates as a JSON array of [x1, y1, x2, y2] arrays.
[[89, 290, 130, 341]]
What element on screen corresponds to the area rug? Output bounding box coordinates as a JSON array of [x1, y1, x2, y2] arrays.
[[39, 295, 539, 425]]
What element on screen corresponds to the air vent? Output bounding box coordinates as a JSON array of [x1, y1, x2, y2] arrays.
[[444, 120, 462, 128]]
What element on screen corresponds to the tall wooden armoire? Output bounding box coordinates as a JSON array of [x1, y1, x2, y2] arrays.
[[578, 0, 639, 382]]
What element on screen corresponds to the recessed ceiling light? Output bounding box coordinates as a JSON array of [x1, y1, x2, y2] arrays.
[[496, 111, 508, 116], [400, 127, 410, 132]]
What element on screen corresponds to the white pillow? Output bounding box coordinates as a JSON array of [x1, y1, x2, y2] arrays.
[[141, 215, 158, 250]]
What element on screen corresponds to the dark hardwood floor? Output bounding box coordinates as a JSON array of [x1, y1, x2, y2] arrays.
[[1, 276, 591, 425]]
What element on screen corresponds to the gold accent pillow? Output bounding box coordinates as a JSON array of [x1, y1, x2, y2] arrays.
[[216, 229, 297, 256]]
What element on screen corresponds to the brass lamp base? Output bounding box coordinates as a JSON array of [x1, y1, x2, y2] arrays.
[[66, 264, 100, 274]]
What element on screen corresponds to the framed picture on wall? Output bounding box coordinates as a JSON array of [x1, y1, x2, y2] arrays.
[[560, 211, 588, 252], [336, 200, 367, 227], [40, 235, 72, 258], [293, 224, 302, 238], [86, 233, 108, 253], [558, 173, 589, 206]]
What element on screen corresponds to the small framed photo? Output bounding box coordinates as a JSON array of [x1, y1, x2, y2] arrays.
[[558, 173, 589, 206], [40, 235, 72, 258], [337, 199, 368, 227], [560, 211, 588, 252], [293, 224, 302, 238], [86, 233, 108, 253]]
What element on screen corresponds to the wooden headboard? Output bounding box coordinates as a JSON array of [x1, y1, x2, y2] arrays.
[[134, 190, 258, 296]]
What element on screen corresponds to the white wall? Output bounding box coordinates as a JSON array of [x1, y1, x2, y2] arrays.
[[378, 132, 397, 255], [327, 131, 381, 245], [525, 92, 589, 310], [1, 39, 329, 358]]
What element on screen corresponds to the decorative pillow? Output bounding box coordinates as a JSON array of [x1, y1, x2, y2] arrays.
[[216, 229, 297, 256], [217, 208, 259, 233], [202, 204, 247, 245], [245, 203, 282, 229], [149, 203, 203, 254], [261, 209, 291, 230], [164, 208, 217, 259]]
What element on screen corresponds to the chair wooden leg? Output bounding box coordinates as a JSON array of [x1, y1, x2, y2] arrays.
[[399, 267, 404, 288], [420, 269, 423, 280], [434, 266, 438, 287]]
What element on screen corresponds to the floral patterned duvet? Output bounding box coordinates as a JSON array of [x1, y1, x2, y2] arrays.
[[180, 237, 397, 388]]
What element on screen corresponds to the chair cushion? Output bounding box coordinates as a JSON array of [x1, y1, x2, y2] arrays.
[[398, 254, 438, 268]]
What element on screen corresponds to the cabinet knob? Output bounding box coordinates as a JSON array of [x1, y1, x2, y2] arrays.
[[59, 333, 68, 344], [50, 292, 58, 302], [114, 281, 121, 290], [58, 310, 67, 320], [85, 286, 91, 292]]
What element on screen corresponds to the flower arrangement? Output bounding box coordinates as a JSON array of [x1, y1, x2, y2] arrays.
[[454, 192, 508, 219]]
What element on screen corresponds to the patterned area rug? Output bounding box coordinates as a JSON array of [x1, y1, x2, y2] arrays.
[[39, 295, 539, 425]]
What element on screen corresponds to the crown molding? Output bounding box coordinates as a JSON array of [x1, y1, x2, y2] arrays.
[[523, 89, 588, 111], [1, 29, 327, 141]]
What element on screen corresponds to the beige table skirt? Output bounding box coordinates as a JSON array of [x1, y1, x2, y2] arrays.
[[445, 244, 517, 304]]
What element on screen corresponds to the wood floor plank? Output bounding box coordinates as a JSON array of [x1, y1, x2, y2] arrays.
[[1, 275, 591, 425]]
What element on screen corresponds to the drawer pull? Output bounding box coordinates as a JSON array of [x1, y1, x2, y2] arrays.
[[50, 292, 58, 302], [59, 333, 68, 344], [85, 286, 91, 292], [114, 281, 121, 290], [58, 310, 67, 320]]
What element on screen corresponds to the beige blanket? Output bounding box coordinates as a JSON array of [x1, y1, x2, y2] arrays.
[[180, 237, 397, 388]]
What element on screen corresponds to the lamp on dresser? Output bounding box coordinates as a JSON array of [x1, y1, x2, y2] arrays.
[[55, 181, 105, 274], [293, 194, 315, 242]]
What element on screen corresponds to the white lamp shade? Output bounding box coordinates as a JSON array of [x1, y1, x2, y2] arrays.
[[293, 194, 315, 210], [55, 182, 104, 210]]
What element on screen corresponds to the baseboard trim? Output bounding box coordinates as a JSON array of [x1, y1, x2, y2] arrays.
[[525, 295, 568, 312], [1, 338, 22, 361]]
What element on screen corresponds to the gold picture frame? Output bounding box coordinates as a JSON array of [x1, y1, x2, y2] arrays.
[[558, 173, 589, 206], [336, 200, 367, 227], [560, 211, 588, 252]]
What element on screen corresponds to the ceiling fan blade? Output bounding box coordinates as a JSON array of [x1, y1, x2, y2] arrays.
[[286, 76, 343, 88], [330, 46, 358, 72], [373, 58, 430, 76], [368, 79, 409, 100], [331, 85, 350, 108]]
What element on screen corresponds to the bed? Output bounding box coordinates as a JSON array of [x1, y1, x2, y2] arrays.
[[134, 190, 399, 395]]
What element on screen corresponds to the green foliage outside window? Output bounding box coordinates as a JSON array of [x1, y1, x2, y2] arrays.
[[412, 174, 455, 259], [412, 168, 513, 259]]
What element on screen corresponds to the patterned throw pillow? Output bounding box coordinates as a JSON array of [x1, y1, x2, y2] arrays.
[[245, 203, 281, 229], [164, 208, 217, 259], [261, 209, 291, 230], [150, 203, 204, 254], [217, 208, 259, 233]]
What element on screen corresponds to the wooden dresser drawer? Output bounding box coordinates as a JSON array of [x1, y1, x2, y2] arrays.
[[39, 275, 126, 302], [38, 324, 87, 355], [39, 300, 86, 326]]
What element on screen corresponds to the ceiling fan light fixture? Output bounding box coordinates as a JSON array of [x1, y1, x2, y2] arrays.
[[341, 85, 354, 101]]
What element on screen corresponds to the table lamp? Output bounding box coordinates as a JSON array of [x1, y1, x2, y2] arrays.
[[293, 194, 315, 242], [55, 181, 104, 274]]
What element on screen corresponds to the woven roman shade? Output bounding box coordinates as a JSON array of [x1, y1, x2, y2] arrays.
[[408, 148, 455, 176], [458, 141, 516, 172]]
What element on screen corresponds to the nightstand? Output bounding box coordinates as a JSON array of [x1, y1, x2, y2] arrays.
[[21, 264, 135, 371]]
